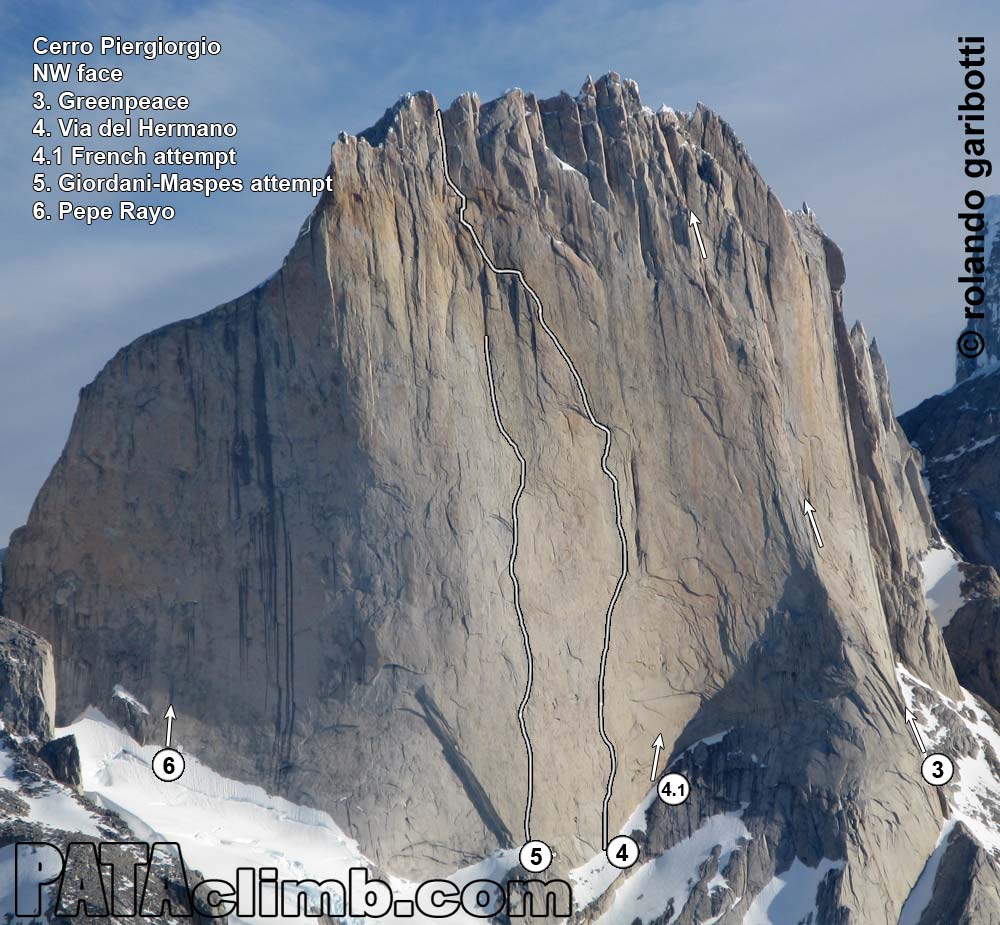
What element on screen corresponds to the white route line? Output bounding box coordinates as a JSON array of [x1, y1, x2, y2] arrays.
[[435, 109, 629, 849], [483, 334, 534, 843]]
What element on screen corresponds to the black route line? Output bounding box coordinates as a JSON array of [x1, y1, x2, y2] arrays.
[[436, 109, 629, 849]]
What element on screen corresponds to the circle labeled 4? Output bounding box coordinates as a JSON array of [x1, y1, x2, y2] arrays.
[[657, 771, 691, 806], [605, 835, 639, 869]]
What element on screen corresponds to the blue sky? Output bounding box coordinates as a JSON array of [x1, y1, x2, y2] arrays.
[[1, 0, 998, 546]]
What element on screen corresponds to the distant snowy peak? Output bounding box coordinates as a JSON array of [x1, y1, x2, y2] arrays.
[[957, 194, 1000, 382]]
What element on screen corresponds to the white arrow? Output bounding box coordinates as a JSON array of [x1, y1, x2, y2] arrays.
[[689, 211, 708, 260], [649, 734, 665, 782], [803, 498, 824, 549], [905, 709, 927, 754], [164, 704, 176, 748]]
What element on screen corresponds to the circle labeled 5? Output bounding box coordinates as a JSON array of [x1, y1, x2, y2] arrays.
[[519, 840, 553, 873]]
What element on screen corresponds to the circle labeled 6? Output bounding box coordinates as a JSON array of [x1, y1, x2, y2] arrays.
[[152, 747, 185, 782]]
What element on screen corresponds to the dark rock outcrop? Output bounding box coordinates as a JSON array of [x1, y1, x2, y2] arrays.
[[106, 685, 155, 745], [942, 563, 1000, 712], [900, 367, 1000, 569], [0, 616, 55, 741], [36, 734, 82, 789]]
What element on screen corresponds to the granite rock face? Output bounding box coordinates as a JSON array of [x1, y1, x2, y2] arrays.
[[0, 616, 55, 741], [0, 74, 983, 918], [914, 823, 1000, 924]]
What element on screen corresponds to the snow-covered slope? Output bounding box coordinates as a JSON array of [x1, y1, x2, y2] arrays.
[[596, 811, 750, 924], [59, 708, 521, 925], [897, 665, 1000, 857], [3, 705, 852, 925]]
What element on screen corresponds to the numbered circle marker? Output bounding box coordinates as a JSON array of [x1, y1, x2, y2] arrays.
[[519, 840, 553, 873], [605, 835, 639, 869], [921, 753, 955, 787], [152, 747, 185, 783], [657, 771, 691, 806]]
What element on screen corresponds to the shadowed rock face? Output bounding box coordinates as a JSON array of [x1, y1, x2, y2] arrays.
[[956, 195, 1000, 385], [0, 74, 971, 916], [911, 823, 1000, 924], [943, 564, 1000, 711], [900, 366, 1000, 570], [0, 616, 55, 741], [901, 196, 1000, 572]]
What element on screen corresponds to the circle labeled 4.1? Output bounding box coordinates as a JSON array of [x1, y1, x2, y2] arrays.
[[152, 747, 186, 782], [519, 840, 553, 873], [605, 835, 639, 869], [657, 772, 691, 806], [921, 753, 955, 787]]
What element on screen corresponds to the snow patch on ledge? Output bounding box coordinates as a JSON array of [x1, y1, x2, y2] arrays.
[[549, 151, 582, 175], [920, 543, 965, 628], [898, 820, 957, 925], [666, 729, 733, 771], [743, 857, 844, 924], [112, 684, 150, 716], [927, 434, 998, 464]]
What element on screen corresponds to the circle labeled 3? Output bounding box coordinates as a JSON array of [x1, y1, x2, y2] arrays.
[[921, 753, 955, 787]]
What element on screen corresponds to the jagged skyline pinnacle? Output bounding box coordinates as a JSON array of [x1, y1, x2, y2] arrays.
[[2, 1, 998, 549]]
